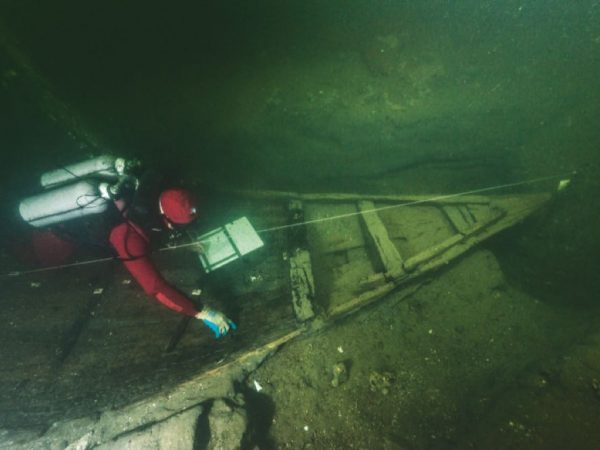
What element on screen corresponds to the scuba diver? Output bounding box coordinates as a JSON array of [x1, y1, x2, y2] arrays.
[[18, 155, 236, 338]]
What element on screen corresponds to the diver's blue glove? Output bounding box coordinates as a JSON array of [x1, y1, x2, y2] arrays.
[[195, 308, 237, 338]]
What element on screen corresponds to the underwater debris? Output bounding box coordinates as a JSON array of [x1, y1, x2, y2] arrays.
[[331, 362, 348, 387], [369, 370, 394, 395]]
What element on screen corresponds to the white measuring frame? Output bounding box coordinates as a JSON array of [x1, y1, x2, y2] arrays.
[[196, 217, 264, 273]]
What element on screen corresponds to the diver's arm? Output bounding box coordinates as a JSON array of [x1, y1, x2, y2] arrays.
[[109, 221, 200, 317], [108, 220, 236, 337]]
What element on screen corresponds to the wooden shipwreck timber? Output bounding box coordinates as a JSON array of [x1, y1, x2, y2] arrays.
[[0, 187, 554, 428]]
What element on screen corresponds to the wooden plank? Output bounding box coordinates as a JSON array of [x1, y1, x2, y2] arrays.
[[443, 202, 507, 235], [411, 196, 548, 275], [442, 205, 475, 234], [288, 201, 316, 321], [403, 234, 464, 272], [359, 273, 388, 290], [357, 200, 405, 276], [289, 249, 316, 321], [304, 202, 366, 253], [328, 282, 421, 318], [405, 205, 507, 272], [224, 188, 492, 205]]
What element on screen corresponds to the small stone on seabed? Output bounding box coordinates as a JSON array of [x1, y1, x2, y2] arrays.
[[331, 362, 348, 387]]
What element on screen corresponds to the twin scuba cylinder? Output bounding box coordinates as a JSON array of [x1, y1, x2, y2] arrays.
[[19, 155, 138, 228]]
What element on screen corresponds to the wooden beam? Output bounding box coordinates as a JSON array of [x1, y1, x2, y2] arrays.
[[328, 282, 420, 318], [288, 200, 316, 321], [442, 205, 475, 234], [403, 234, 464, 273], [222, 188, 492, 205], [289, 249, 316, 321], [357, 200, 405, 277]]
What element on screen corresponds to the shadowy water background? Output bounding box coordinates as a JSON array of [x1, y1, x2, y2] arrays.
[[1, 0, 599, 447]]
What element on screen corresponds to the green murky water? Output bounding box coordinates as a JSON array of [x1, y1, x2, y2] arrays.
[[1, 1, 600, 448]]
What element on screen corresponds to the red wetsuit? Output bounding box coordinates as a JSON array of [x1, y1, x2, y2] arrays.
[[109, 220, 199, 317]]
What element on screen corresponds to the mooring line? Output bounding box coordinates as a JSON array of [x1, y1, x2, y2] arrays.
[[1, 171, 573, 278]]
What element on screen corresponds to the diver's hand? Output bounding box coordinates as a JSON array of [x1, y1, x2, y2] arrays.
[[196, 308, 237, 338]]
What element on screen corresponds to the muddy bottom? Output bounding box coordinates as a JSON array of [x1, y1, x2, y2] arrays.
[[248, 249, 600, 449]]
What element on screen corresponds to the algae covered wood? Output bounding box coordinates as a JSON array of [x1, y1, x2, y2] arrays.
[[442, 205, 475, 234], [289, 249, 316, 321], [287, 200, 316, 321], [357, 200, 405, 277], [225, 188, 492, 205]]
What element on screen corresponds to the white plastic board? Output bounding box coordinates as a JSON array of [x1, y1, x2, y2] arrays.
[[197, 217, 264, 272]]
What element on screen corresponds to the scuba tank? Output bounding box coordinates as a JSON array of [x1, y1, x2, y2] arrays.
[[19, 155, 141, 228], [19, 180, 110, 227], [40, 154, 121, 188]]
